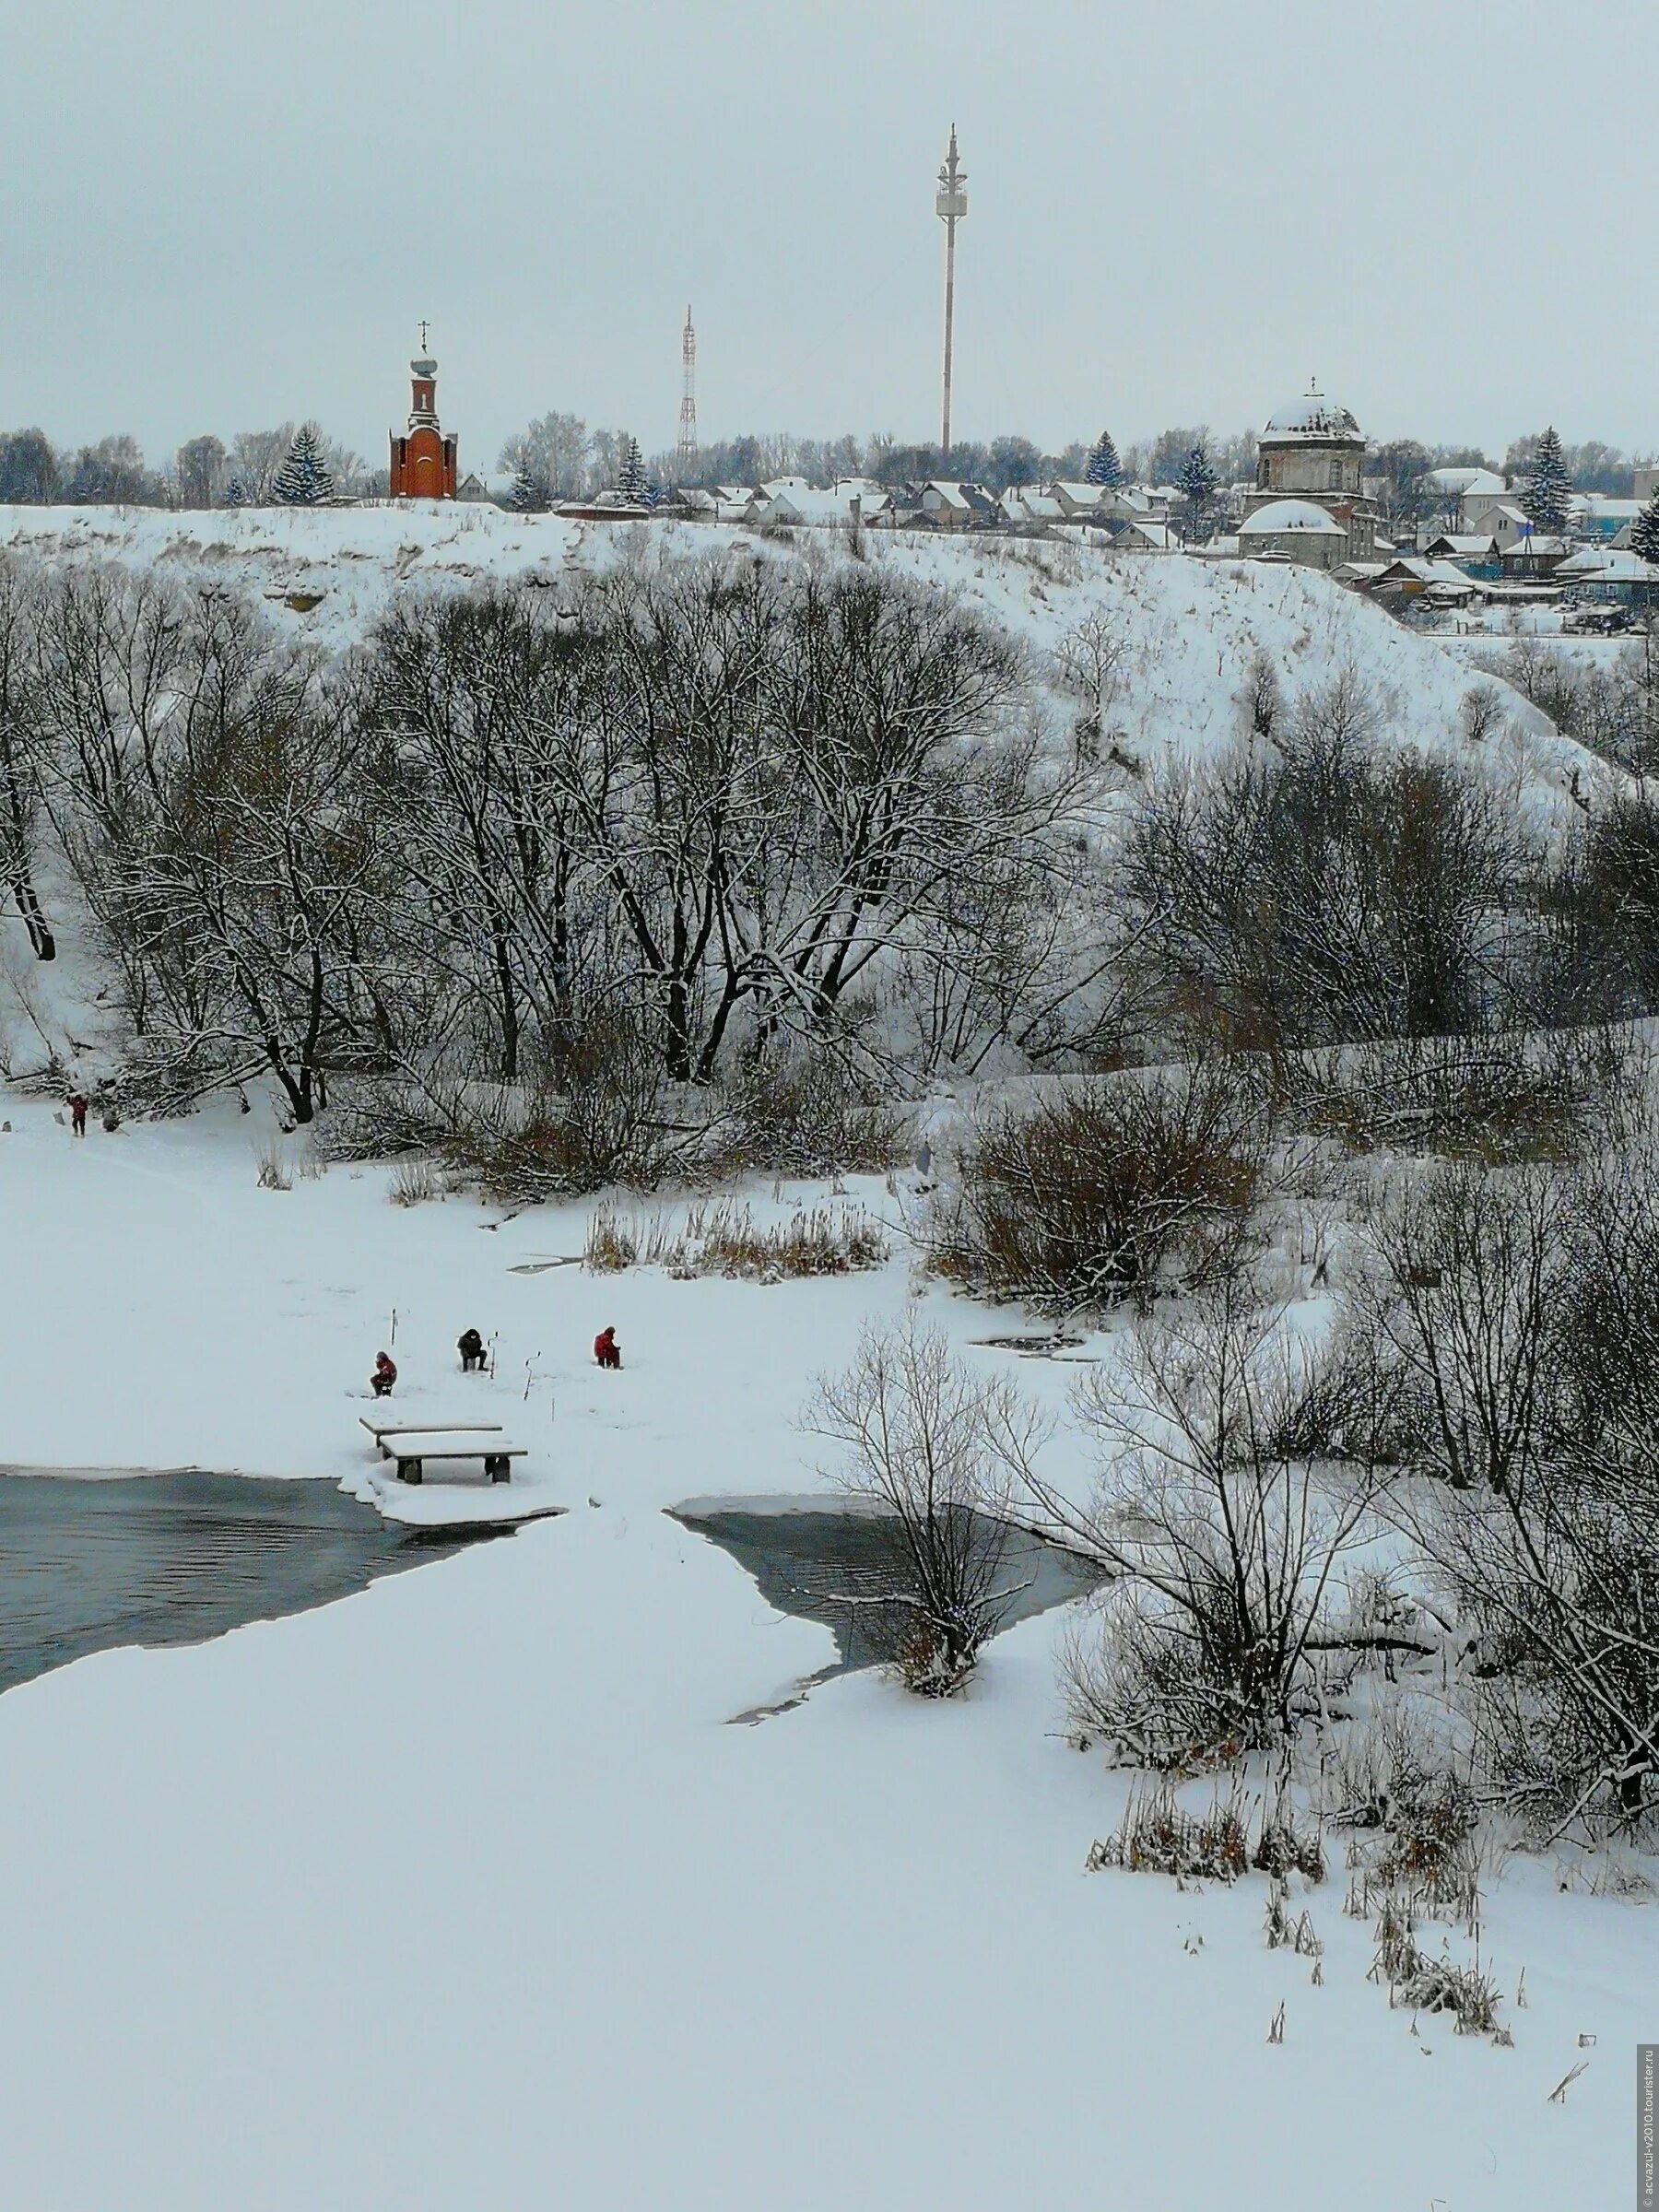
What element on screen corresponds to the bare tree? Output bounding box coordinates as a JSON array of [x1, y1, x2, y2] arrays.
[[805, 1320, 1048, 1693], [0, 555, 52, 959], [1354, 1163, 1563, 1494], [1124, 716, 1530, 1051], [1030, 1286, 1397, 1764]]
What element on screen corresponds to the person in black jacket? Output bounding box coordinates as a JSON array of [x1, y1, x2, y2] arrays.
[[457, 1327, 487, 1372]]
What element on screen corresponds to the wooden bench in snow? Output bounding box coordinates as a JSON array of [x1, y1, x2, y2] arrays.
[[358, 1416, 504, 1444], [378, 1430, 525, 1486]]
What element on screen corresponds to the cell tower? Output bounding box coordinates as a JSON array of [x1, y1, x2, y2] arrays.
[[677, 304, 698, 478], [935, 125, 967, 454]]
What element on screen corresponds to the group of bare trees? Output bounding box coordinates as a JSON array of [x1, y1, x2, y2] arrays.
[[0, 547, 1123, 1138], [817, 1141, 1659, 1833]]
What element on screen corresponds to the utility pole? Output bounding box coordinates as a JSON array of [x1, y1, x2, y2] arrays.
[[677, 305, 698, 479], [935, 125, 967, 456]]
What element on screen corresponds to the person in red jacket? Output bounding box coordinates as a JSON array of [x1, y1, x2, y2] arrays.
[[594, 1326, 621, 1371], [66, 1092, 88, 1138], [371, 1350, 397, 1397]]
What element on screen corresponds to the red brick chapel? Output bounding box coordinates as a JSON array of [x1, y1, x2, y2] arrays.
[[389, 326, 457, 499]]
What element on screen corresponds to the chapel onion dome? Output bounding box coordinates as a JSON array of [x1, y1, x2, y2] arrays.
[[1261, 392, 1363, 442]]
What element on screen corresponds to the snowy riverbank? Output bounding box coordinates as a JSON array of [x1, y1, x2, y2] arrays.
[[0, 1091, 1649, 2208]]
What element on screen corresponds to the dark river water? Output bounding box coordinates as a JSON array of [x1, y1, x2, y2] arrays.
[[671, 1504, 1104, 1675], [0, 1470, 498, 1696]]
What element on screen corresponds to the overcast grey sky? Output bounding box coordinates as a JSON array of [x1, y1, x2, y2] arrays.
[[5, 0, 1655, 468]]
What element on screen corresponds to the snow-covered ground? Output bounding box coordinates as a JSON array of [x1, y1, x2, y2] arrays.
[[0, 504, 1646, 2207], [0, 1090, 1649, 2211]]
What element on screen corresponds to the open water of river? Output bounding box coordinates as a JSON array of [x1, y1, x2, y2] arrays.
[[0, 1468, 498, 1695]]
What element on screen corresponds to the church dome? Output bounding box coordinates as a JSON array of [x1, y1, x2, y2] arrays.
[[1239, 499, 1346, 536], [1263, 391, 1362, 442]]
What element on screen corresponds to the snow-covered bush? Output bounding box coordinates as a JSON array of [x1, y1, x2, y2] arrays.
[[712, 1051, 904, 1180], [1350, 1150, 1659, 1831], [1277, 1029, 1636, 1168], [931, 1063, 1272, 1316]]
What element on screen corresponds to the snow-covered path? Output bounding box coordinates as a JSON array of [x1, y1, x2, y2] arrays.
[[0, 1100, 1646, 2209]]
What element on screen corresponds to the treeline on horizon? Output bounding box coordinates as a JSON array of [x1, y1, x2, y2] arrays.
[[0, 416, 1652, 519]]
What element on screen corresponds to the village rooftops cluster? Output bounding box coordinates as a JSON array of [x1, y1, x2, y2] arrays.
[[375, 340, 1655, 612]]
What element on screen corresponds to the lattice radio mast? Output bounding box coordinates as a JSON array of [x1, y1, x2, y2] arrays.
[[935, 125, 967, 454], [677, 305, 698, 477]]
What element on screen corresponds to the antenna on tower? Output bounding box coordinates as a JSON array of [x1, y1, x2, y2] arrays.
[[677, 305, 698, 480], [935, 126, 967, 455]]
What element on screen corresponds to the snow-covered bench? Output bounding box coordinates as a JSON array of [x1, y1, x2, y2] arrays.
[[376, 1429, 526, 1486], [358, 1415, 504, 1445]]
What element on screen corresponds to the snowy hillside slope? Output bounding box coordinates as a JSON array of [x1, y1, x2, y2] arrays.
[[0, 503, 1608, 820]]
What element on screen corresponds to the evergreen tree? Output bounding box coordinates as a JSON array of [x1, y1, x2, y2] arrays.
[[272, 423, 335, 507], [616, 435, 648, 504], [1630, 491, 1659, 565], [224, 476, 249, 508], [1520, 426, 1572, 536], [1084, 429, 1122, 488], [1177, 439, 1219, 540], [505, 461, 549, 512]]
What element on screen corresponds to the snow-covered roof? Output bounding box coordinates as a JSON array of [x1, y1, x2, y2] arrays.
[[1504, 534, 1570, 556], [1261, 393, 1362, 442], [1558, 548, 1658, 581], [1240, 499, 1346, 536], [1051, 481, 1105, 502], [757, 481, 891, 524], [1582, 499, 1643, 520], [1428, 535, 1500, 555], [1429, 466, 1506, 497], [1002, 491, 1065, 522]]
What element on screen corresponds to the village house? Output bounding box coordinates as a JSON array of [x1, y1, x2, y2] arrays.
[[752, 478, 891, 527], [1555, 547, 1659, 608], [1500, 532, 1571, 581], [909, 480, 1000, 529], [1421, 533, 1503, 578]]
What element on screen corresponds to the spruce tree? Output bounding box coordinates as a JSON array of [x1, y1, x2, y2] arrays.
[[1178, 439, 1219, 541], [616, 435, 648, 505], [1630, 491, 1659, 565], [1085, 429, 1123, 488], [272, 424, 335, 507], [1520, 427, 1572, 536], [505, 461, 549, 512]]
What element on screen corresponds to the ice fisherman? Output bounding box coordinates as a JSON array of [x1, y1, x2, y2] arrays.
[[594, 1326, 621, 1371], [371, 1350, 398, 1397], [457, 1327, 487, 1372]]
